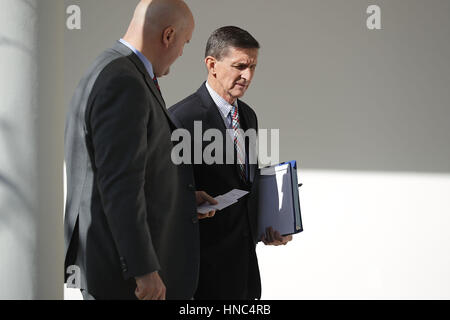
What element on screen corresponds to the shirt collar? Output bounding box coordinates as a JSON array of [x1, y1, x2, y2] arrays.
[[119, 38, 155, 79], [205, 81, 238, 119]]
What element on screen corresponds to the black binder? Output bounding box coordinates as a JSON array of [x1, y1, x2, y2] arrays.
[[257, 160, 303, 239]]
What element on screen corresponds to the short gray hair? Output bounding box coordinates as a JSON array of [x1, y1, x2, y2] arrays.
[[205, 26, 260, 60]]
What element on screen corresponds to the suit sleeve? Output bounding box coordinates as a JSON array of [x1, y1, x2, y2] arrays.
[[89, 73, 160, 280]]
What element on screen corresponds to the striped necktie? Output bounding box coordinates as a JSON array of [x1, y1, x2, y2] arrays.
[[230, 104, 247, 182]]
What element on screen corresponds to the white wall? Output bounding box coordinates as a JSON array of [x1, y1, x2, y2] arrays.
[[258, 170, 450, 299]]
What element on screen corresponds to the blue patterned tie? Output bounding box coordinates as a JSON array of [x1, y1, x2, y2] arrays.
[[230, 104, 246, 182]]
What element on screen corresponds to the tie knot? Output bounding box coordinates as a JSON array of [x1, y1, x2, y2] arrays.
[[230, 104, 238, 119]]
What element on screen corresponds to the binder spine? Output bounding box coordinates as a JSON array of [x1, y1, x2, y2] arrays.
[[289, 162, 303, 233]]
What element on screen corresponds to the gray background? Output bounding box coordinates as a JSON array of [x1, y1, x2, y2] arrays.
[[65, 0, 450, 174]]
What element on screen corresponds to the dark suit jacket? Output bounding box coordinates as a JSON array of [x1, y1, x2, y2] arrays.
[[64, 41, 200, 300], [169, 83, 261, 300]]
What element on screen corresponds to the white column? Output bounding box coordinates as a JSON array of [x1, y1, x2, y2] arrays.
[[0, 0, 64, 299]]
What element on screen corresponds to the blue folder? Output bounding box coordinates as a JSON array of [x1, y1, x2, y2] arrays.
[[257, 160, 303, 240]]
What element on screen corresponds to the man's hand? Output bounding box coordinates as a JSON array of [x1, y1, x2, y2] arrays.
[[135, 271, 166, 300], [261, 227, 293, 246], [195, 191, 218, 220]]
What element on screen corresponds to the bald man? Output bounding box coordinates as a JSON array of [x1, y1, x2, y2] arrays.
[[64, 0, 213, 300]]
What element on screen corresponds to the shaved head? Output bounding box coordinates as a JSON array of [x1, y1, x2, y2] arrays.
[[141, 0, 193, 33], [125, 0, 194, 42], [123, 0, 195, 77]]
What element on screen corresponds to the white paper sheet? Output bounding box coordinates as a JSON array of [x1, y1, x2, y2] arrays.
[[197, 189, 249, 214]]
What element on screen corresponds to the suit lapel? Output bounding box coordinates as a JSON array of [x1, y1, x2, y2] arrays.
[[196, 84, 238, 177], [112, 41, 175, 129], [237, 100, 258, 185], [197, 83, 228, 137], [197, 83, 256, 186], [237, 100, 253, 130]]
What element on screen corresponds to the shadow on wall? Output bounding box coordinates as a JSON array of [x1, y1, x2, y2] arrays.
[[1, 0, 39, 54], [0, 174, 34, 234], [0, 36, 34, 55], [0, 120, 35, 245], [20, 0, 37, 11]]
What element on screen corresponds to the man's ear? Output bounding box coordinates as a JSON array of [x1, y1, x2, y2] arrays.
[[205, 56, 217, 76], [162, 26, 176, 48]]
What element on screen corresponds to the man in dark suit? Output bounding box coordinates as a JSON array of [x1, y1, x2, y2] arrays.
[[169, 26, 292, 300], [64, 0, 216, 300]]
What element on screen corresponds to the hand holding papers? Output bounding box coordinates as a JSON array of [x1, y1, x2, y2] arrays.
[[197, 189, 249, 214], [195, 191, 218, 219]]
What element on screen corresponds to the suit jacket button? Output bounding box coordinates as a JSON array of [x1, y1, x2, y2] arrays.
[[192, 216, 198, 224]]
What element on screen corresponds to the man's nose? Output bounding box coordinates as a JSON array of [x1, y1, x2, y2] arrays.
[[241, 68, 252, 81]]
